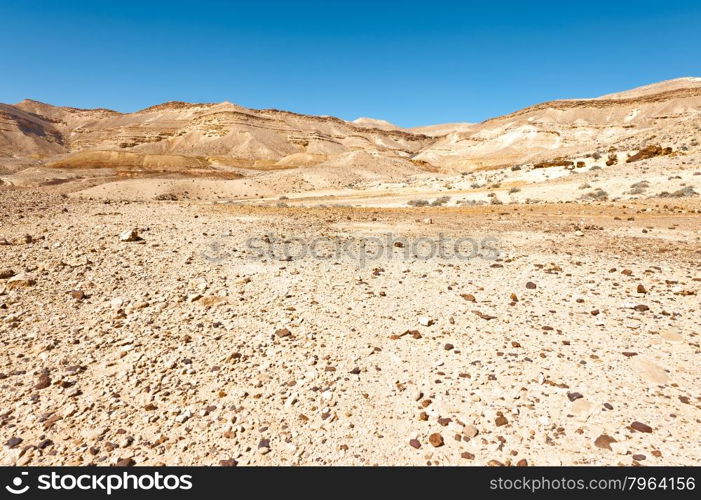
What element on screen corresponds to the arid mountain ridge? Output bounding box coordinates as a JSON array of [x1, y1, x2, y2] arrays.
[[2, 77, 701, 175]]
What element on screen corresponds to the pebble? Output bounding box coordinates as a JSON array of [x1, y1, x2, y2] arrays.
[[462, 425, 479, 438], [630, 421, 653, 433], [275, 328, 292, 338], [6, 274, 36, 289], [219, 459, 238, 466], [0, 269, 15, 280], [119, 229, 141, 242], [35, 371, 51, 390], [495, 415, 508, 427], [636, 284, 647, 294], [418, 316, 434, 326], [526, 281, 537, 289], [5, 437, 22, 448], [428, 433, 444, 447], [594, 434, 617, 451], [567, 392, 583, 402], [409, 439, 421, 449], [460, 452, 475, 460]]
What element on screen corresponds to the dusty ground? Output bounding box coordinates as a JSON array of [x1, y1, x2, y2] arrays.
[[1, 187, 699, 466]]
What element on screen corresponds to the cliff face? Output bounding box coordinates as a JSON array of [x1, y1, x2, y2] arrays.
[[2, 77, 701, 172]]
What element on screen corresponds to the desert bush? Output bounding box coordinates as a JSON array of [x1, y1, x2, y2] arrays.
[[579, 188, 609, 201], [154, 193, 178, 201], [658, 186, 698, 198], [408, 199, 430, 207], [430, 196, 450, 206]]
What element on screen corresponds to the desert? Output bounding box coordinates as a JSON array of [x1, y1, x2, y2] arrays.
[[1, 78, 700, 466]]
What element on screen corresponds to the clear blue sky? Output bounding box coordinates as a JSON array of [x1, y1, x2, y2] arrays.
[[1, 1, 699, 127]]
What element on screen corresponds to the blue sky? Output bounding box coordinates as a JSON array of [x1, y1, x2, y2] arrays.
[[1, 1, 700, 127]]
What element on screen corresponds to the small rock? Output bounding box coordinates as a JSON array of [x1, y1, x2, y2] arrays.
[[418, 316, 434, 327], [567, 392, 583, 402], [632, 454, 646, 461], [444, 343, 454, 351], [428, 433, 444, 447], [495, 415, 508, 427], [462, 425, 479, 438], [119, 229, 141, 242], [275, 328, 292, 338], [516, 459, 528, 466], [630, 421, 653, 433], [636, 284, 647, 294], [219, 459, 238, 466], [115, 457, 135, 467], [460, 452, 475, 460], [461, 293, 476, 302], [409, 439, 421, 449], [594, 434, 617, 451], [0, 269, 15, 280], [526, 281, 537, 289], [5, 437, 22, 448], [35, 371, 51, 390], [6, 274, 36, 289]]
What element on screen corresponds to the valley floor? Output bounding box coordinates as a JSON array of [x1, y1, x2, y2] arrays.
[[0, 189, 699, 465]]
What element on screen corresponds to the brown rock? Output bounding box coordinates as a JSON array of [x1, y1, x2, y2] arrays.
[[630, 421, 653, 433], [115, 457, 135, 466], [636, 284, 647, 294], [461, 293, 476, 302], [35, 371, 51, 390], [219, 459, 238, 466], [0, 269, 15, 280], [460, 452, 475, 460], [275, 328, 292, 338], [428, 433, 444, 447], [495, 415, 508, 427], [594, 434, 617, 451], [525, 281, 537, 289], [516, 459, 528, 466], [567, 392, 583, 402], [409, 439, 421, 449]]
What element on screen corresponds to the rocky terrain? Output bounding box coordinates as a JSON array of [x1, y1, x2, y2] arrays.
[[1, 78, 700, 466]]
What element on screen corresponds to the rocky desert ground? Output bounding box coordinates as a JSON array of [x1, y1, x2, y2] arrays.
[[1, 78, 700, 466]]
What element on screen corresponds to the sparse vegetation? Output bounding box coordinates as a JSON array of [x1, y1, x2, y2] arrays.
[[658, 186, 698, 198], [579, 188, 609, 201], [407, 199, 430, 207]]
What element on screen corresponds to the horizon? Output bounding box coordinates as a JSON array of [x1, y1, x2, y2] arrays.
[[2, 1, 701, 127]]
